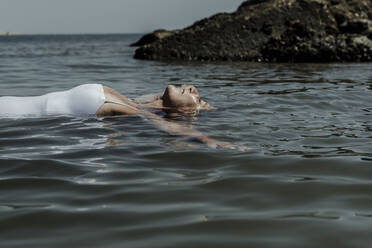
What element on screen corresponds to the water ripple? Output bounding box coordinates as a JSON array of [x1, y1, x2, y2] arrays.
[[1, 35, 372, 247]]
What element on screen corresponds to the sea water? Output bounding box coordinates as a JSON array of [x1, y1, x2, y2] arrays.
[[0, 34, 372, 247]]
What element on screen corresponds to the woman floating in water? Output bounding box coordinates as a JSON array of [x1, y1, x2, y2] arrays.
[[0, 84, 246, 150]]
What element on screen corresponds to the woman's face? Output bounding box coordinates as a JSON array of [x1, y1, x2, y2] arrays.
[[162, 85, 201, 110]]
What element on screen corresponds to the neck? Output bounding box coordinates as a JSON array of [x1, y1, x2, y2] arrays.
[[139, 99, 166, 110]]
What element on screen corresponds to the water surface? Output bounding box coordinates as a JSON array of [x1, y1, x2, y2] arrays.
[[0, 34, 372, 247]]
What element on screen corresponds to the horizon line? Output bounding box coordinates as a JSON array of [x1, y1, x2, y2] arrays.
[[0, 32, 146, 36]]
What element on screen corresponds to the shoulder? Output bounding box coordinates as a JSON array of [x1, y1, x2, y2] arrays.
[[96, 102, 140, 117]]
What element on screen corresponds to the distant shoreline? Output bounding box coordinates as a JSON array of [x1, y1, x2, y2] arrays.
[[0, 32, 18, 36], [0, 32, 144, 36]]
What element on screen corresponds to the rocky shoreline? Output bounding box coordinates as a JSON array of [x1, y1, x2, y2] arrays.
[[132, 0, 372, 62]]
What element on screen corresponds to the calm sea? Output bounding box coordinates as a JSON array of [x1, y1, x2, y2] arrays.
[[0, 34, 372, 247]]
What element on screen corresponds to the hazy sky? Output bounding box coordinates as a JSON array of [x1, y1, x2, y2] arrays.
[[0, 0, 246, 34]]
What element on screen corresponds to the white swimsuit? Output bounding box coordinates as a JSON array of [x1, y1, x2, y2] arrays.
[[0, 84, 106, 117]]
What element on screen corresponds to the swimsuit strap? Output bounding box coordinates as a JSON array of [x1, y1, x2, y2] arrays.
[[104, 99, 139, 111]]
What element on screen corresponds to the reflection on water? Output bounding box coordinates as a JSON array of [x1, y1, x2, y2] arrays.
[[0, 34, 372, 248]]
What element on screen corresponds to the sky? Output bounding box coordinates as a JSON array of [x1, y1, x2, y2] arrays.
[[0, 0, 246, 34]]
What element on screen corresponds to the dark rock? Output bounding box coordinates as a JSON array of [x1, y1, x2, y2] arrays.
[[339, 19, 372, 34], [133, 0, 372, 62], [130, 29, 177, 47]]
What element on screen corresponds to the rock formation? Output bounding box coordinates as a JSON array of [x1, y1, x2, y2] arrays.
[[133, 0, 372, 62], [130, 29, 178, 47]]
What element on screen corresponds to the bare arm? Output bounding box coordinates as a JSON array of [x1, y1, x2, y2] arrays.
[[98, 86, 247, 150], [99, 104, 247, 150], [139, 111, 247, 150]]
